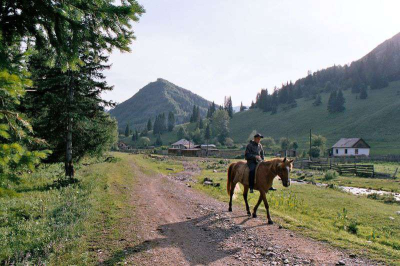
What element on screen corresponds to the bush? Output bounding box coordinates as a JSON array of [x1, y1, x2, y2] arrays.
[[347, 220, 359, 234], [323, 170, 339, 181]]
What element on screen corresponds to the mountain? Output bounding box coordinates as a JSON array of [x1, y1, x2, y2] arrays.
[[231, 32, 400, 155], [110, 78, 211, 129]]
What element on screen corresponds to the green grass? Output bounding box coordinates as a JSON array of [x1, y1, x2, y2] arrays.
[[230, 81, 400, 155], [194, 158, 400, 264], [0, 153, 140, 265]]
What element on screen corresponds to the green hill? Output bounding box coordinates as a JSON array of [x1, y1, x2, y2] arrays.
[[230, 81, 400, 155], [110, 78, 211, 129]]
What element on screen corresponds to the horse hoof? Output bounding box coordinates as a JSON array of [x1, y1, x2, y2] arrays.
[[268, 220, 274, 225], [228, 207, 232, 212], [252, 213, 257, 218]]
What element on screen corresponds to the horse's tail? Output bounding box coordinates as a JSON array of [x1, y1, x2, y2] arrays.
[[227, 163, 235, 195]]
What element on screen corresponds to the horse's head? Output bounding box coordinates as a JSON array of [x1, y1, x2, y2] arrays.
[[277, 157, 294, 187]]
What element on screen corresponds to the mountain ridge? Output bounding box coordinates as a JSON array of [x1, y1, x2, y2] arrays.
[[110, 78, 211, 129]]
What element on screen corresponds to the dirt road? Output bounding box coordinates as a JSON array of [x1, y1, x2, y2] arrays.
[[119, 160, 376, 265]]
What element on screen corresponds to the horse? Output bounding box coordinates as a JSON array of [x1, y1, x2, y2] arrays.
[[226, 157, 294, 224]]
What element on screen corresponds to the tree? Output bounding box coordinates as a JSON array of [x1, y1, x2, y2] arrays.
[[190, 105, 200, 123], [240, 102, 246, 112], [147, 118, 153, 131], [168, 111, 175, 132], [177, 126, 187, 140], [335, 90, 346, 112], [291, 141, 299, 150], [280, 138, 290, 151], [191, 128, 203, 144], [261, 137, 277, 152], [204, 123, 212, 142], [132, 131, 137, 141], [211, 110, 230, 145], [0, 0, 145, 178], [125, 124, 130, 137], [359, 87, 368, 99], [26, 52, 118, 164], [207, 102, 217, 118], [198, 118, 204, 129], [138, 137, 150, 147], [311, 134, 327, 156], [155, 134, 163, 146], [224, 96, 233, 118], [313, 94, 322, 106], [327, 91, 337, 113], [309, 146, 321, 158]]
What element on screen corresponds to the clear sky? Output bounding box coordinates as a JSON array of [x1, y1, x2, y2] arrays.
[[103, 0, 400, 107]]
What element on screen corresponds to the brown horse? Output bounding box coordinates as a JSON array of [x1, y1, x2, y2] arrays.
[[227, 157, 293, 224]]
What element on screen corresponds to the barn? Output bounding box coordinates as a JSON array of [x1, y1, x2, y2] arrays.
[[331, 138, 370, 157]]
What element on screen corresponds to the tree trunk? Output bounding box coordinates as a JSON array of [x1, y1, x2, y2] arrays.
[[65, 71, 74, 178]]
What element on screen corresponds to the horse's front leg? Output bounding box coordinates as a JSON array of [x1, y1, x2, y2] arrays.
[[243, 185, 251, 216], [260, 190, 273, 224], [252, 194, 262, 218]]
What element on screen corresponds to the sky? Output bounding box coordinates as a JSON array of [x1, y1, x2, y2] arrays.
[[103, 0, 400, 107]]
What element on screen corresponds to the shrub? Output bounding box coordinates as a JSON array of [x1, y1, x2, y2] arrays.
[[323, 170, 339, 181]]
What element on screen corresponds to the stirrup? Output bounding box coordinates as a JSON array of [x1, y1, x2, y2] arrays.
[[250, 188, 254, 193]]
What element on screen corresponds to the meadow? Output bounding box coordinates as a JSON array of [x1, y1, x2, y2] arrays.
[[190, 157, 400, 264]]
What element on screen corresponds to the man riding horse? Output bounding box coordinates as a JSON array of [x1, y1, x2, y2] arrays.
[[245, 133, 276, 193]]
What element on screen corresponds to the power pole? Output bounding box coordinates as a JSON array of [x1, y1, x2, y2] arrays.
[[309, 129, 312, 161]]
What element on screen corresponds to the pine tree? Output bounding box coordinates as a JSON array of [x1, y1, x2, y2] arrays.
[[155, 134, 163, 146], [335, 90, 346, 112], [168, 112, 175, 132], [125, 124, 130, 137], [204, 123, 212, 141], [147, 118, 152, 131], [199, 119, 204, 129], [359, 87, 368, 99], [177, 126, 187, 140], [313, 94, 322, 106], [0, 0, 144, 177], [224, 96, 233, 118], [327, 91, 337, 113], [240, 102, 246, 112]]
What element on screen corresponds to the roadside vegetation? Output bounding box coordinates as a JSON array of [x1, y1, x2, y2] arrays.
[[0, 154, 138, 264]]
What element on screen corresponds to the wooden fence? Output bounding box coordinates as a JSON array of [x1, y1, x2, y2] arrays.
[[294, 159, 375, 177]]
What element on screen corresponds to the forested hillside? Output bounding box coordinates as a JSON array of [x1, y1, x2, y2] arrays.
[[110, 78, 211, 129], [230, 81, 400, 155]]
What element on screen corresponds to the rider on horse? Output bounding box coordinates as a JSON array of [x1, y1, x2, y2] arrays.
[[245, 133, 276, 193]]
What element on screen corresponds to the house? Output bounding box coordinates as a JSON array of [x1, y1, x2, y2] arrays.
[[171, 139, 195, 149], [331, 138, 370, 157], [195, 144, 219, 156]]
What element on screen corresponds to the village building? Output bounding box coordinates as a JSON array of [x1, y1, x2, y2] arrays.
[[168, 140, 219, 157], [331, 138, 370, 157], [171, 139, 195, 149]]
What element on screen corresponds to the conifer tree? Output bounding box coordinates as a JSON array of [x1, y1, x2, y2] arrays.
[[360, 87, 368, 99], [335, 90, 346, 112], [125, 124, 130, 137], [168, 111, 175, 132], [147, 118, 152, 131], [327, 91, 337, 113]]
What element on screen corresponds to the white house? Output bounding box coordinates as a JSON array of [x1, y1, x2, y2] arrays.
[[331, 138, 370, 157]]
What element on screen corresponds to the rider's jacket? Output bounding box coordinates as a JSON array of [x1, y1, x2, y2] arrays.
[[245, 140, 264, 164]]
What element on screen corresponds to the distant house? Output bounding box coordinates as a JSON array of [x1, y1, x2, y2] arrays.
[[171, 139, 195, 149], [332, 138, 370, 157]]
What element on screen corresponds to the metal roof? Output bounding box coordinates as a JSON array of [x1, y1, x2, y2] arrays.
[[332, 138, 369, 148], [171, 139, 194, 146]]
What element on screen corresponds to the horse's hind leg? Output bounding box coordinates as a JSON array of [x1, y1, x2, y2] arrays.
[[260, 191, 273, 224], [243, 185, 251, 216], [228, 181, 236, 212], [252, 194, 262, 218]]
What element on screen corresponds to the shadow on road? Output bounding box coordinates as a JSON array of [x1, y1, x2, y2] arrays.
[[100, 213, 254, 265]]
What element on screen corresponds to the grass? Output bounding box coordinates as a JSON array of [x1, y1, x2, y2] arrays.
[[230, 81, 400, 155], [0, 153, 140, 265], [192, 158, 400, 265]]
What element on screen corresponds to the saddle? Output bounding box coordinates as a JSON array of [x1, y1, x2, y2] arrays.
[[234, 161, 260, 186]]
